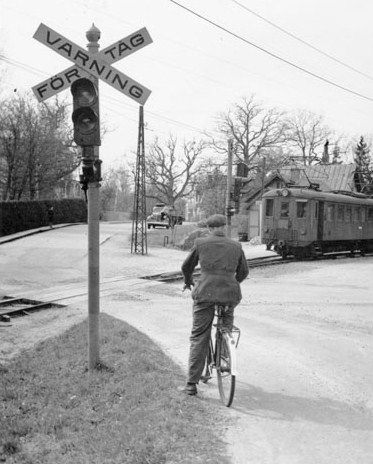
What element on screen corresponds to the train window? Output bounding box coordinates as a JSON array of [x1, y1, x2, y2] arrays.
[[296, 200, 307, 218], [315, 202, 318, 218], [337, 205, 344, 221], [354, 207, 361, 222], [361, 208, 366, 222], [345, 206, 352, 223], [326, 204, 335, 221], [368, 207, 373, 221], [280, 201, 289, 218], [265, 199, 274, 217]]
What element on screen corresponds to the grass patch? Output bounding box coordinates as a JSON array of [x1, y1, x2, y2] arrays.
[[0, 314, 229, 464]]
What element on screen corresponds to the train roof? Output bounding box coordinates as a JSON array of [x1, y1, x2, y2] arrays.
[[263, 187, 373, 205]]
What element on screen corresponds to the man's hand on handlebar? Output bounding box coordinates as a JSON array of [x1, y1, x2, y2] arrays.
[[182, 282, 194, 292]]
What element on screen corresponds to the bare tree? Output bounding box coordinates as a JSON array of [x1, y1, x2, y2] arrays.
[[100, 165, 133, 213], [0, 93, 80, 201], [195, 167, 226, 217], [208, 95, 287, 172], [284, 110, 332, 166], [145, 135, 205, 207]]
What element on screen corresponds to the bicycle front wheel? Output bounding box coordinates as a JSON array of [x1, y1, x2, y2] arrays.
[[216, 332, 236, 407]]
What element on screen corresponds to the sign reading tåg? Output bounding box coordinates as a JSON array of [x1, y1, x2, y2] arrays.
[[32, 23, 152, 104]]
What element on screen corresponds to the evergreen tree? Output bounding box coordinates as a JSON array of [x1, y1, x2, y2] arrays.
[[354, 136, 373, 192], [331, 143, 343, 164]]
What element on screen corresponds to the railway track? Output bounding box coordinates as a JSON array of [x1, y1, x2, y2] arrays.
[[0, 296, 65, 321], [141, 254, 284, 283], [2, 252, 370, 321], [0, 255, 284, 320]]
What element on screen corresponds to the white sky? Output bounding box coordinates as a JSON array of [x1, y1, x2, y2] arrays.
[[1, 0, 373, 170]]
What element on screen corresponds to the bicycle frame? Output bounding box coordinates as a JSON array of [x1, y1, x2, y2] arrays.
[[202, 304, 240, 407], [213, 305, 240, 375]]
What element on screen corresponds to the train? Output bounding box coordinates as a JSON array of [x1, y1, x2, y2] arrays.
[[261, 187, 373, 258]]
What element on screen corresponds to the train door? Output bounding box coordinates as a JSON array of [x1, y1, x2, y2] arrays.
[[262, 198, 275, 240], [356, 206, 364, 242], [317, 201, 324, 241]]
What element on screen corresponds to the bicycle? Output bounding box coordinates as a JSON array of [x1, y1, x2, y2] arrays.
[[201, 304, 241, 407]]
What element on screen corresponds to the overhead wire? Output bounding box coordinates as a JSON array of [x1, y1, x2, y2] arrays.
[[51, 0, 373, 124], [0, 53, 215, 137], [3, 2, 372, 138], [0, 54, 48, 78], [231, 0, 373, 82], [103, 94, 216, 136], [169, 0, 373, 103]]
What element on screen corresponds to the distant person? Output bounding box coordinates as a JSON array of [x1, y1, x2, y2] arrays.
[[180, 214, 249, 396], [47, 205, 54, 229]]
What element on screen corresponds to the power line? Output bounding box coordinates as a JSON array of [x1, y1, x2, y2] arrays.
[[0, 54, 47, 78], [231, 0, 373, 82], [0, 53, 214, 137], [169, 0, 373, 103], [104, 94, 216, 136]]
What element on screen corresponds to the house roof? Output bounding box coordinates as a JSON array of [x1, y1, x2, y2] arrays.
[[240, 172, 286, 207], [240, 163, 358, 208], [279, 163, 357, 192]]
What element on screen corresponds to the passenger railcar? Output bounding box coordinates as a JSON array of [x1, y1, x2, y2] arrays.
[[261, 187, 373, 258]]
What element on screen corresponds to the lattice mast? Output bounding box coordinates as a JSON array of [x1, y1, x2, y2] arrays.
[[131, 106, 148, 254]]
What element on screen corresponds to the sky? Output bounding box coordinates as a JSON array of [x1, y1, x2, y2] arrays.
[[1, 0, 373, 170]]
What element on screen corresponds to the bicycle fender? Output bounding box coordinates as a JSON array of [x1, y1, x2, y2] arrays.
[[224, 332, 237, 376]]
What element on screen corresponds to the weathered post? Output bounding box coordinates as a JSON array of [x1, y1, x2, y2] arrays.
[[225, 139, 233, 238], [86, 24, 101, 369]]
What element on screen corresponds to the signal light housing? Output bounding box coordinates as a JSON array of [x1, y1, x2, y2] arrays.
[[71, 78, 101, 146]]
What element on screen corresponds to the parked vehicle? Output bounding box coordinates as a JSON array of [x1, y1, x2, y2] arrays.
[[261, 187, 373, 258], [147, 203, 184, 229]]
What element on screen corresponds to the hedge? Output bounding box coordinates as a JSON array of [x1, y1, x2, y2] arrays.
[[0, 198, 87, 236]]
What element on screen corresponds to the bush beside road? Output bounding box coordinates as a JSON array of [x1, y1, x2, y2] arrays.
[[0, 313, 229, 464]]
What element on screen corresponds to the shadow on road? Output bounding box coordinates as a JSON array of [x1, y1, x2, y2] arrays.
[[233, 381, 373, 431]]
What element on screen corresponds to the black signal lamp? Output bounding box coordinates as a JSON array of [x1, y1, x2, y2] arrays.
[[71, 78, 100, 147]]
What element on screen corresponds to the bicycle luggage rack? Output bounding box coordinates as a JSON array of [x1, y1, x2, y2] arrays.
[[0, 295, 65, 319]]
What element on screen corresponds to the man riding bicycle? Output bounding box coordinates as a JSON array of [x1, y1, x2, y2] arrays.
[[181, 214, 249, 395]]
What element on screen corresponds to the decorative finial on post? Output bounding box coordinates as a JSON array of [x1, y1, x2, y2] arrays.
[[86, 24, 100, 53]]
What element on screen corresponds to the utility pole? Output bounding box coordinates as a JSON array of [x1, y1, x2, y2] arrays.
[[85, 25, 101, 370], [131, 106, 148, 254], [225, 139, 233, 238], [260, 156, 267, 199], [259, 156, 266, 240]]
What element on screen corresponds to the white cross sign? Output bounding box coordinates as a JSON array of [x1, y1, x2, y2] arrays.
[[32, 23, 152, 105]]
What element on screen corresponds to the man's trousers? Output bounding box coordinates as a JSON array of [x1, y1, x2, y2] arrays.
[[187, 301, 235, 384]]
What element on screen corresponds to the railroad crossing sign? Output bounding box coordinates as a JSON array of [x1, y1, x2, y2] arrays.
[[32, 23, 152, 104]]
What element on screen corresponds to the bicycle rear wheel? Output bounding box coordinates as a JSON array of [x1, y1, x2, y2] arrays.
[[216, 332, 236, 407]]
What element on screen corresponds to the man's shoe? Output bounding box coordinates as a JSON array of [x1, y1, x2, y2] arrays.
[[179, 383, 197, 395], [200, 373, 212, 383]]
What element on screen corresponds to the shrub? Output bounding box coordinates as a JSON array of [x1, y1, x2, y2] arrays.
[[0, 199, 87, 236]]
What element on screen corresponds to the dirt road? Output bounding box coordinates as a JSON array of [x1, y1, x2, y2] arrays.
[[1, 224, 372, 463]]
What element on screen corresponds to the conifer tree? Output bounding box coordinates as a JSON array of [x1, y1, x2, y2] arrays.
[[331, 143, 343, 164], [354, 136, 373, 192]]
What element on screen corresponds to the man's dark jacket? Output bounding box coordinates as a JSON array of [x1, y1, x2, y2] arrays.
[[181, 232, 249, 304]]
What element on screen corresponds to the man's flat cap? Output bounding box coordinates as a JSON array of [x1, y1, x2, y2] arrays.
[[206, 214, 226, 228]]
